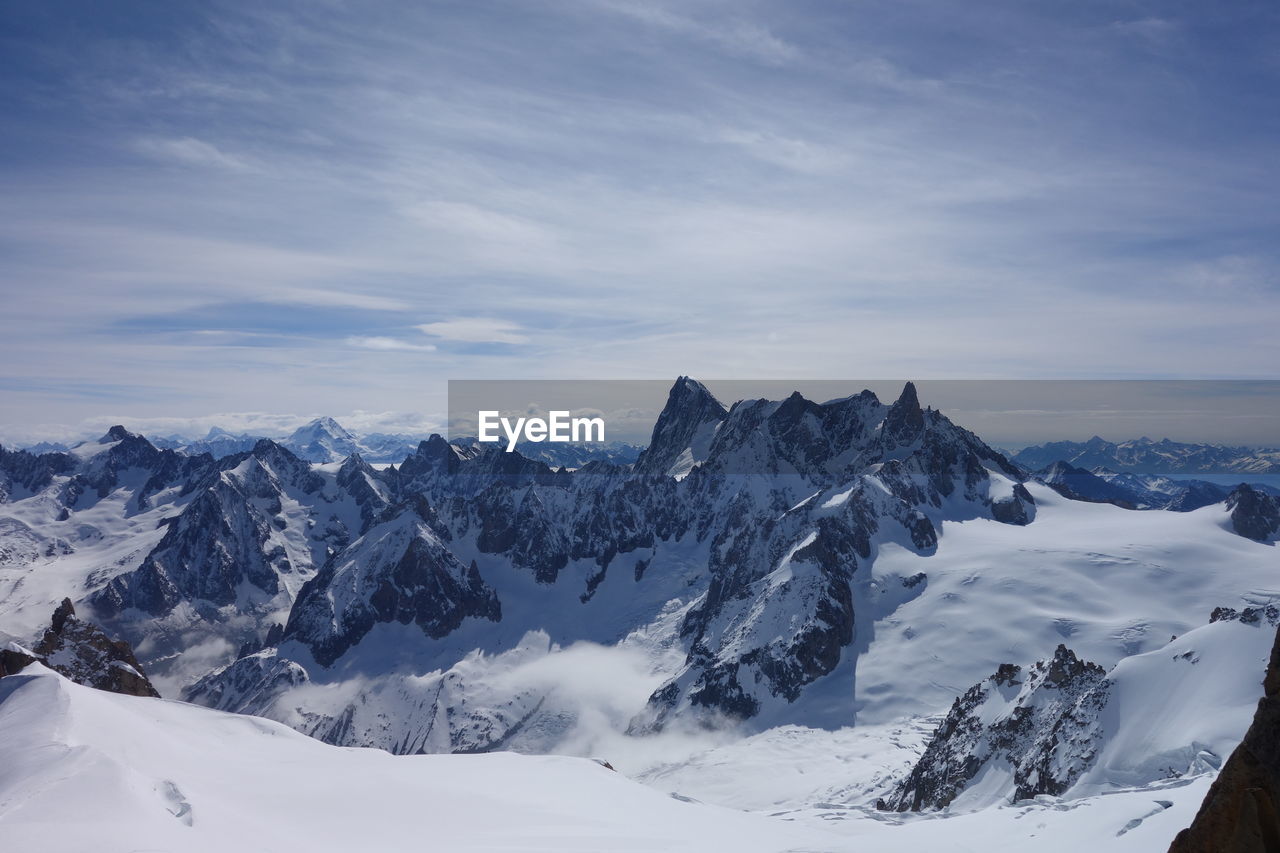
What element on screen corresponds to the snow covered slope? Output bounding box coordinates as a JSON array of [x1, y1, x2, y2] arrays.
[[0, 666, 841, 853], [0, 665, 1240, 853]]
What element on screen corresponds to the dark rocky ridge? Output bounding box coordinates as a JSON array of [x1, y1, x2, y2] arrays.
[[879, 644, 1108, 811]]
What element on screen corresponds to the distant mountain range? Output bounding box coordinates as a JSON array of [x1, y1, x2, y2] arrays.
[[18, 418, 644, 467], [1012, 436, 1280, 475]]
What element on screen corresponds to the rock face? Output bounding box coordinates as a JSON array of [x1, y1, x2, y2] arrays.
[[1169, 625, 1280, 852], [633, 377, 728, 477], [631, 381, 1029, 730], [87, 438, 392, 681], [1, 599, 160, 697], [880, 645, 1108, 811], [284, 504, 501, 667], [1227, 484, 1280, 543]]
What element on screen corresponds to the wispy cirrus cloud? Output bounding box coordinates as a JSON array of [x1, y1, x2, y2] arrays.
[[132, 136, 254, 172], [345, 336, 437, 352], [417, 319, 529, 345], [0, 0, 1278, 436]]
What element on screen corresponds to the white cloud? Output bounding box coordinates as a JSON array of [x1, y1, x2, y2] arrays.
[[276, 289, 412, 312], [416, 318, 529, 345], [345, 336, 437, 352], [1110, 17, 1180, 46], [590, 0, 799, 65], [132, 136, 253, 172]]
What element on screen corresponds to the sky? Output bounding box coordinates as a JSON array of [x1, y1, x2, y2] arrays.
[[1, 0, 1279, 445]]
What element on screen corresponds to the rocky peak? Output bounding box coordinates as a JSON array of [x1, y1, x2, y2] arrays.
[[633, 377, 728, 476], [0, 597, 161, 697], [337, 452, 372, 478], [881, 382, 925, 445], [50, 596, 75, 633], [103, 424, 136, 442], [1226, 484, 1280, 542], [1043, 643, 1105, 688], [879, 644, 1109, 812]]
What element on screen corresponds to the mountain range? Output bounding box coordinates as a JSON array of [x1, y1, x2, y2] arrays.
[[17, 418, 644, 468], [1013, 436, 1280, 475], [1, 377, 1278, 850]]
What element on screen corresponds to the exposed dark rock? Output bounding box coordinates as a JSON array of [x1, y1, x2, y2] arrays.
[[1169, 625, 1280, 852], [633, 377, 727, 476], [285, 507, 502, 667], [1228, 484, 1280, 543], [1212, 606, 1280, 627], [0, 645, 39, 678], [0, 598, 161, 697], [882, 382, 926, 446], [881, 644, 1107, 811], [992, 483, 1036, 526]]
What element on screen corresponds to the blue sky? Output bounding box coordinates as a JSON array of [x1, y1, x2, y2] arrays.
[[1, 0, 1278, 442]]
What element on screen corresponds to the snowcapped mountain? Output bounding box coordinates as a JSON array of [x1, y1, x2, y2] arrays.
[[152, 427, 261, 459], [881, 613, 1276, 813], [2, 377, 1278, 850], [1014, 436, 1280, 475], [283, 416, 360, 462]]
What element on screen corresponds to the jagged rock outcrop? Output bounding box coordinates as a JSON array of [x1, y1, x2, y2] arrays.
[[633, 377, 728, 477], [1227, 484, 1280, 543], [632, 381, 1030, 729], [1211, 605, 1280, 627], [992, 482, 1036, 525], [1168, 625, 1280, 852], [285, 504, 502, 666], [879, 644, 1108, 811], [0, 444, 77, 502], [90, 438, 389, 619], [0, 598, 160, 697], [91, 473, 289, 616], [0, 643, 39, 678]]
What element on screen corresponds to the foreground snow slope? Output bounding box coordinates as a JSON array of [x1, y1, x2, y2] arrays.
[[0, 666, 839, 853], [0, 666, 1238, 853]]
